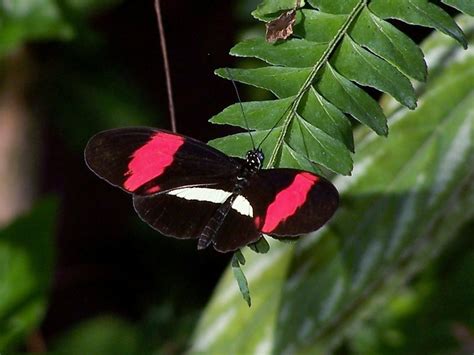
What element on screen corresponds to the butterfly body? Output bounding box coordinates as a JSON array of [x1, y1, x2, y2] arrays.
[[85, 127, 338, 252], [197, 148, 263, 249]]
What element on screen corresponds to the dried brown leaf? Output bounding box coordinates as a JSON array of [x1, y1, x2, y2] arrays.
[[265, 9, 297, 43]]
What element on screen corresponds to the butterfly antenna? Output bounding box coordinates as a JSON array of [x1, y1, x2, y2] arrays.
[[225, 68, 256, 150]]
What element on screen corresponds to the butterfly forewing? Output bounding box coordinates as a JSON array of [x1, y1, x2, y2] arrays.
[[85, 127, 241, 195]]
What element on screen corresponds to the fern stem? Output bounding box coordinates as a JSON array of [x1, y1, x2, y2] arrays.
[[266, 0, 367, 168]]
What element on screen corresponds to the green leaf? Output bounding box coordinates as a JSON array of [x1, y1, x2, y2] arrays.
[[370, 0, 468, 49], [52, 316, 140, 355], [442, 0, 474, 16], [214, 68, 354, 174], [234, 249, 247, 266], [287, 116, 352, 174], [316, 64, 388, 136], [210, 96, 296, 130], [231, 253, 251, 307], [193, 15, 474, 354], [231, 38, 327, 68], [252, 0, 305, 20], [294, 8, 427, 82], [249, 237, 271, 254], [214, 0, 469, 177], [349, 8, 427, 82], [293, 10, 347, 43], [300, 89, 354, 151], [280, 143, 322, 173], [216, 67, 309, 98], [0, 198, 58, 351], [331, 36, 417, 109], [307, 0, 359, 14]]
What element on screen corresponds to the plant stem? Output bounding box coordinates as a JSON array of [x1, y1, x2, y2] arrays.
[[154, 0, 177, 133]]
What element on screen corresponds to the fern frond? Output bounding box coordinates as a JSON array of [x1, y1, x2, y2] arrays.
[[209, 0, 470, 176]]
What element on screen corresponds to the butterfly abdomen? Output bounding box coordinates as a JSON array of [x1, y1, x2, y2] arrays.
[[197, 194, 237, 250]]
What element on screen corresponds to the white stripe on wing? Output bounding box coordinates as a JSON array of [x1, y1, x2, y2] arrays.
[[167, 187, 253, 217]]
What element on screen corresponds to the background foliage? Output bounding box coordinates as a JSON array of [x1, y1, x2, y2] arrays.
[[0, 0, 472, 354]]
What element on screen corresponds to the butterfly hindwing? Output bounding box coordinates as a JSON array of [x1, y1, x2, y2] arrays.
[[85, 127, 242, 195], [243, 169, 339, 238], [133, 182, 263, 252], [213, 208, 261, 252]]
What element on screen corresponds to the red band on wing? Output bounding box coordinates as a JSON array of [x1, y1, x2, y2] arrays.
[[124, 132, 184, 191], [261, 172, 319, 233]]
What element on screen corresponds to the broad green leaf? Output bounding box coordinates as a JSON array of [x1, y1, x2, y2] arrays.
[[252, 0, 305, 20], [331, 36, 417, 109], [349, 8, 427, 82], [52, 316, 140, 355], [316, 64, 388, 136], [192, 15, 474, 354], [307, 0, 359, 14], [231, 38, 328, 68], [442, 0, 474, 16], [350, 222, 474, 354], [370, 0, 468, 48], [190, 243, 294, 354], [276, 64, 474, 353], [0, 198, 58, 351]]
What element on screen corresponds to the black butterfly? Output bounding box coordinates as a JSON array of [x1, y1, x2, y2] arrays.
[[85, 127, 338, 252]]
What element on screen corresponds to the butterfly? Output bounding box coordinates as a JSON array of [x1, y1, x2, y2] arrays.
[[84, 127, 338, 252]]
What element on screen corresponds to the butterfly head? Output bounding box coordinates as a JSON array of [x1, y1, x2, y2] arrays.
[[245, 148, 264, 172]]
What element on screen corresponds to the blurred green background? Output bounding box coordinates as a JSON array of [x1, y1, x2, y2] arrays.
[[0, 0, 472, 354]]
